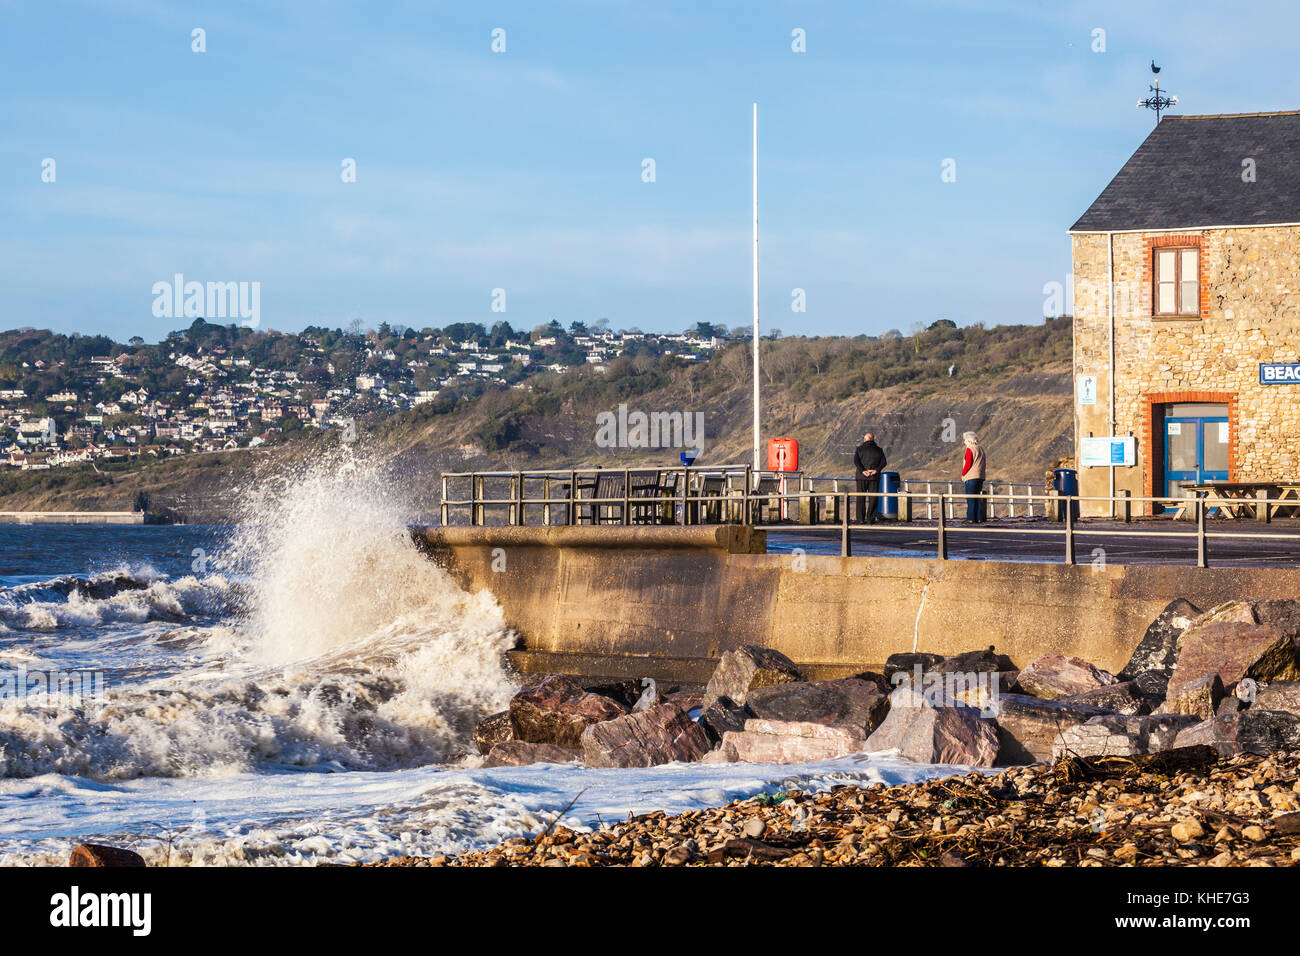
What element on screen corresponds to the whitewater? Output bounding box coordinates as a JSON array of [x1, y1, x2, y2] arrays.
[[0, 453, 973, 866]]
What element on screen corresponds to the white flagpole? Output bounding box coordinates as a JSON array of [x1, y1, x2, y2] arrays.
[[752, 102, 761, 471]]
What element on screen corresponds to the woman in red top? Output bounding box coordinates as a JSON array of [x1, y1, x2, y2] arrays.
[[961, 431, 987, 523]]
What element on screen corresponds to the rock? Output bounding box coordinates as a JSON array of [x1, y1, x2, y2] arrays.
[[509, 675, 630, 749], [1189, 599, 1259, 627], [1053, 713, 1199, 758], [1118, 599, 1202, 696], [1253, 599, 1300, 635], [1173, 710, 1300, 757], [886, 662, 1012, 714], [744, 679, 889, 736], [986, 693, 1109, 765], [717, 719, 869, 764], [1216, 695, 1243, 717], [1157, 674, 1225, 720], [700, 741, 739, 763], [703, 645, 804, 710], [1055, 680, 1153, 716], [661, 845, 693, 866], [664, 690, 703, 713], [1253, 681, 1300, 714], [848, 670, 889, 693], [698, 696, 752, 744], [482, 740, 582, 768], [474, 710, 513, 755], [580, 703, 711, 768], [69, 844, 146, 867], [582, 679, 643, 709], [882, 652, 943, 682], [1167, 600, 1300, 698], [865, 686, 999, 766], [1014, 654, 1117, 699], [1171, 820, 1204, 842], [934, 648, 1016, 674], [1273, 811, 1300, 834], [1168, 621, 1300, 699], [743, 818, 767, 838]]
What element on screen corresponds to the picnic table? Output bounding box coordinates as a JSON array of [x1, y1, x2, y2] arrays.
[[1181, 481, 1300, 522]]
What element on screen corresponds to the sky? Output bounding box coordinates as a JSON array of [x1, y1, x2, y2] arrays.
[[5, 0, 1300, 343]]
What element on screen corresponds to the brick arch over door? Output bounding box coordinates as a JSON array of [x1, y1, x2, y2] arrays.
[[1140, 390, 1238, 512]]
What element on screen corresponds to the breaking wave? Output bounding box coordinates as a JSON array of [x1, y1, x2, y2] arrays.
[[0, 451, 519, 780], [0, 568, 232, 632]]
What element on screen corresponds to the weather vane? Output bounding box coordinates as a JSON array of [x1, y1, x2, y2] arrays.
[[1137, 60, 1178, 124]]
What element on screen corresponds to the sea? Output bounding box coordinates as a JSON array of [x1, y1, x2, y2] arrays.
[[0, 453, 969, 866]]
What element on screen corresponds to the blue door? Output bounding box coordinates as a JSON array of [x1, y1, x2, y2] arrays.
[[1163, 416, 1229, 512]]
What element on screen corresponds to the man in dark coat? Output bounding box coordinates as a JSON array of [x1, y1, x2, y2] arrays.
[[853, 432, 887, 524]]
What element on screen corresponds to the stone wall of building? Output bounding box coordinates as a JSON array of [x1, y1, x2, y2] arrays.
[[1071, 225, 1300, 514]]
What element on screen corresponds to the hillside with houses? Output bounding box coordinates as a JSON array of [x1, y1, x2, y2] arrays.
[[0, 318, 728, 473]]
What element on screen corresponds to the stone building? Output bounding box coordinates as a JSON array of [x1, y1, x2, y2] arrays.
[[1069, 111, 1300, 515]]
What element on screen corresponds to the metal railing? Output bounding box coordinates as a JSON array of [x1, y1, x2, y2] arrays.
[[440, 464, 761, 528], [437, 468, 1300, 568], [440, 468, 1046, 526]]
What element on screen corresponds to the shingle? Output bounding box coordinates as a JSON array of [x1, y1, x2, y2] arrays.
[[1070, 112, 1300, 232]]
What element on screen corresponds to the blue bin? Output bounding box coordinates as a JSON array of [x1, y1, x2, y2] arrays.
[[1053, 468, 1080, 519], [880, 471, 901, 517]]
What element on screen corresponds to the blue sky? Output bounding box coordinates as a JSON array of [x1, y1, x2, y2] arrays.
[[5, 0, 1300, 342]]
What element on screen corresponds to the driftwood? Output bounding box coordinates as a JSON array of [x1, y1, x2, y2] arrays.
[[1053, 745, 1219, 784]]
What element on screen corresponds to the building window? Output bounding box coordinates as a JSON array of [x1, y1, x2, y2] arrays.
[[1154, 246, 1200, 317]]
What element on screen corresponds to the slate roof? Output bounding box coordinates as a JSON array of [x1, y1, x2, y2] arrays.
[[1070, 111, 1300, 232]]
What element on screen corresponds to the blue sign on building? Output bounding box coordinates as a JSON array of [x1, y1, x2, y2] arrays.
[[1260, 362, 1300, 384]]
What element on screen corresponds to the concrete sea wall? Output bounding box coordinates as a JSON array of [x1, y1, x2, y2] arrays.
[[414, 526, 1300, 683]]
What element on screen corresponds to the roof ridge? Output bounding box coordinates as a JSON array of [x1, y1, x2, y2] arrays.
[[1165, 110, 1300, 120]]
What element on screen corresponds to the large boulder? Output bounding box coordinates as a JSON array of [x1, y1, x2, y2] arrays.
[[1055, 680, 1153, 716], [849, 670, 890, 693], [882, 652, 944, 682], [582, 679, 644, 709], [1118, 599, 1202, 697], [883, 650, 1012, 683], [703, 645, 804, 710], [1173, 710, 1300, 757], [1167, 605, 1300, 700], [509, 675, 630, 749], [986, 694, 1108, 765], [1255, 599, 1300, 635], [581, 703, 712, 768], [698, 696, 752, 744], [934, 648, 1016, 674], [865, 686, 999, 766], [482, 740, 582, 768], [474, 710, 513, 755], [1253, 681, 1300, 714], [1052, 713, 1198, 759], [1014, 654, 1117, 699], [744, 679, 889, 736], [1157, 674, 1224, 720], [710, 719, 868, 765]]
